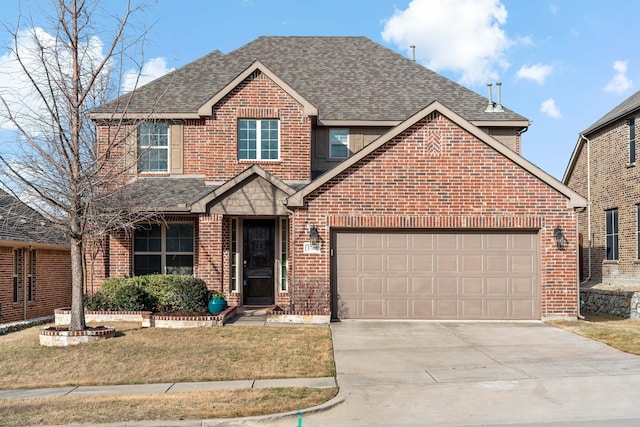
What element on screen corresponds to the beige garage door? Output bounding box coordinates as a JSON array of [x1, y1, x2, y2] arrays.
[[333, 230, 540, 320]]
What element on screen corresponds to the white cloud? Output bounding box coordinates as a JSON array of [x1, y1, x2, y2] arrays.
[[540, 98, 561, 118], [516, 63, 553, 85], [0, 27, 107, 131], [382, 0, 513, 86], [549, 4, 559, 14], [123, 57, 174, 93], [603, 60, 632, 94]]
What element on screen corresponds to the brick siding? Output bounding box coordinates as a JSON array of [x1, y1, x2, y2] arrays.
[[0, 246, 71, 324], [291, 112, 579, 318], [566, 118, 640, 284]]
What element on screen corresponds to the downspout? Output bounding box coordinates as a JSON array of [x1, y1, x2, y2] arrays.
[[579, 134, 592, 285], [576, 214, 585, 320]]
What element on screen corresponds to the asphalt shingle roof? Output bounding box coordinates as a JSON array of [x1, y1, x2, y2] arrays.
[[0, 189, 68, 246], [124, 177, 217, 210], [93, 36, 528, 123], [583, 90, 640, 135]]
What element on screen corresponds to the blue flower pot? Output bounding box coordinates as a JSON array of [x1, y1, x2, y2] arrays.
[[208, 298, 227, 314]]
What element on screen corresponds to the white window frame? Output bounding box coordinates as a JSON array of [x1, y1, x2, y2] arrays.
[[329, 128, 349, 159], [279, 218, 289, 292], [138, 122, 170, 173], [133, 223, 194, 276], [238, 119, 280, 161]]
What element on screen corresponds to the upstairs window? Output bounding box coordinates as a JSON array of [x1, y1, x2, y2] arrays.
[[134, 223, 194, 276], [606, 208, 619, 260], [629, 118, 636, 164], [138, 123, 169, 172], [238, 119, 279, 160], [637, 205, 640, 259], [330, 128, 349, 158]]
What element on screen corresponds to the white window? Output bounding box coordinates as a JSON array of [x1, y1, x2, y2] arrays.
[[138, 123, 169, 172], [134, 223, 194, 275], [238, 119, 280, 160], [330, 129, 349, 158]]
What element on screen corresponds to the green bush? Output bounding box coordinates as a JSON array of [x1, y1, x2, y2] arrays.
[[175, 277, 210, 313], [84, 274, 211, 313], [141, 274, 183, 312], [111, 282, 152, 311]]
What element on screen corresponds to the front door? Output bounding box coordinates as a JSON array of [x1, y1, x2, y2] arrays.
[[243, 219, 275, 305]]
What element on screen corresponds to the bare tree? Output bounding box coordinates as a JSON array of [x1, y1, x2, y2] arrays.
[[0, 0, 158, 331]]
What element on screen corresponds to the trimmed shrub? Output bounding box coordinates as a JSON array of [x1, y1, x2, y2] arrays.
[[85, 274, 210, 313], [175, 277, 210, 313], [111, 283, 152, 311]]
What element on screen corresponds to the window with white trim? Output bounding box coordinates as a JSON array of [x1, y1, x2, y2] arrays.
[[238, 119, 280, 160], [637, 205, 640, 259], [13, 249, 23, 303], [134, 223, 194, 275], [138, 123, 169, 172], [606, 209, 619, 261], [280, 218, 288, 292], [231, 218, 239, 292], [630, 118, 637, 164], [329, 128, 349, 158], [11, 249, 35, 303]]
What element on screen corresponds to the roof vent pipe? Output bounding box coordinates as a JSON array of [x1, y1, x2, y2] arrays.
[[485, 83, 494, 112], [410, 45, 415, 62], [494, 82, 504, 112]]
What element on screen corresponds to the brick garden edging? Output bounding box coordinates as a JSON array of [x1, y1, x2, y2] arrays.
[[54, 306, 237, 328], [266, 305, 331, 324], [580, 288, 640, 319]]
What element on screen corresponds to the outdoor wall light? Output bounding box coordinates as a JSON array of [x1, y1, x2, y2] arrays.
[[553, 226, 567, 251], [309, 226, 319, 246]]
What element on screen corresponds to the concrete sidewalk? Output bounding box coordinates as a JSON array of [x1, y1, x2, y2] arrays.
[[0, 377, 337, 400]]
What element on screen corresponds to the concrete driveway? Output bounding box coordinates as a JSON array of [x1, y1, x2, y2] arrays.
[[263, 320, 640, 427]]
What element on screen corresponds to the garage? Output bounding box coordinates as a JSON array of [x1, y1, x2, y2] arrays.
[[333, 230, 540, 320]]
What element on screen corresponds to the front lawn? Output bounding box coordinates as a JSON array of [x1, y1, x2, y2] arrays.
[[0, 322, 337, 426]]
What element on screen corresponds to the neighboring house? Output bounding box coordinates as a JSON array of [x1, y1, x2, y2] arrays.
[[0, 189, 71, 324], [564, 90, 640, 286], [89, 36, 586, 320]]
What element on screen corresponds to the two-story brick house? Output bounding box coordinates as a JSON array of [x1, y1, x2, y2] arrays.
[[0, 189, 71, 324], [564, 90, 640, 286], [89, 36, 585, 320]]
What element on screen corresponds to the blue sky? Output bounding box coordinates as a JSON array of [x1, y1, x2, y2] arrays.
[[0, 0, 638, 180]]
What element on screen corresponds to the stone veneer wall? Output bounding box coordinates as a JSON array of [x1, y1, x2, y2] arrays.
[[580, 288, 640, 319]]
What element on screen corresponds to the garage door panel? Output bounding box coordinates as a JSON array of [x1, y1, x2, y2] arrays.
[[512, 255, 534, 273], [486, 277, 508, 295], [362, 277, 383, 294], [412, 254, 433, 271], [461, 300, 483, 317], [412, 277, 434, 295], [413, 300, 435, 317], [387, 277, 409, 294], [362, 254, 383, 272], [387, 300, 409, 317], [512, 277, 535, 295], [335, 231, 539, 320], [437, 254, 458, 272], [461, 234, 483, 249], [462, 254, 483, 272], [461, 277, 483, 295], [436, 299, 459, 317], [362, 299, 384, 317], [387, 233, 409, 249], [436, 277, 459, 295], [361, 234, 383, 249], [486, 255, 508, 272], [387, 254, 409, 271], [411, 233, 433, 249], [486, 299, 509, 317]]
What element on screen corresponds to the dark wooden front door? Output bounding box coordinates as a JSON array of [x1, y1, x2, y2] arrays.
[[243, 219, 275, 305]]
